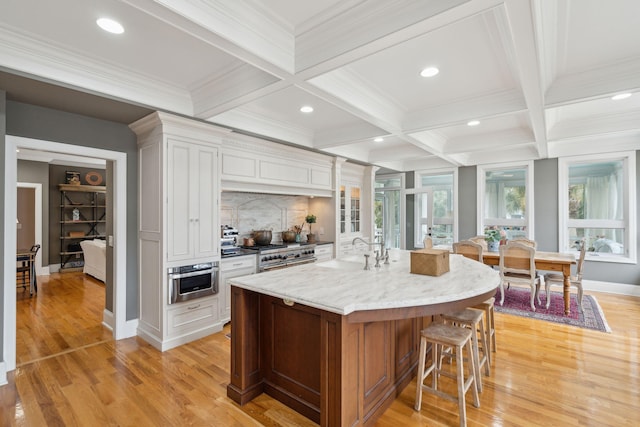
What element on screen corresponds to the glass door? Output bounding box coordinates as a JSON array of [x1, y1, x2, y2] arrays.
[[375, 189, 401, 248]]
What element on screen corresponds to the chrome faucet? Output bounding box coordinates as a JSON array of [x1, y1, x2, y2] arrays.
[[352, 237, 387, 268]]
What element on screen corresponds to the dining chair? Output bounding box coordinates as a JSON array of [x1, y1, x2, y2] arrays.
[[452, 240, 496, 363], [468, 236, 488, 251], [498, 241, 541, 311], [17, 244, 40, 295], [452, 240, 483, 262], [544, 239, 586, 312], [510, 236, 537, 248]]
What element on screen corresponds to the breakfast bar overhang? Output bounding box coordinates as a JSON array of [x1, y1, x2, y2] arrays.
[[226, 251, 500, 426]]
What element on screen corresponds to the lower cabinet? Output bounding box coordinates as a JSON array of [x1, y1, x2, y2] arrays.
[[220, 255, 257, 323], [167, 296, 219, 338], [314, 243, 333, 262]]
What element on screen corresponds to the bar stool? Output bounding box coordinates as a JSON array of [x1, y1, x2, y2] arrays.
[[441, 308, 490, 392], [472, 297, 496, 364], [414, 323, 479, 427]]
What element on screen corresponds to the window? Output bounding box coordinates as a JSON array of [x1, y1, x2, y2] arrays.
[[375, 174, 404, 249], [414, 170, 457, 247], [477, 162, 533, 239], [559, 152, 636, 263]]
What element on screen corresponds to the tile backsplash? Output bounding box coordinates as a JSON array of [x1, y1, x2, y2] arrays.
[[221, 192, 311, 243]]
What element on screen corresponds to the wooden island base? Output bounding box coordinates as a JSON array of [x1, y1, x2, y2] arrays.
[[227, 286, 429, 426], [227, 285, 495, 426]]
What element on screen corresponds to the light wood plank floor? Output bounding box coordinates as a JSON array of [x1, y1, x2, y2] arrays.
[[2, 272, 639, 426]]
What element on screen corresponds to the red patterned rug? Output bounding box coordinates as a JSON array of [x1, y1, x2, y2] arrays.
[[495, 287, 611, 332]]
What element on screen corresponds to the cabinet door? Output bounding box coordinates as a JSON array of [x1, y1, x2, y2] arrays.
[[167, 140, 193, 261], [220, 256, 256, 323], [194, 144, 219, 259], [167, 140, 219, 262]]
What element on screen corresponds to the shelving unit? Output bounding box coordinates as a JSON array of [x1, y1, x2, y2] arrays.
[[58, 184, 106, 270]]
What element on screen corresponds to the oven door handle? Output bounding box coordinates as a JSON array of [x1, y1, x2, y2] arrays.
[[286, 257, 317, 266], [168, 268, 215, 279]]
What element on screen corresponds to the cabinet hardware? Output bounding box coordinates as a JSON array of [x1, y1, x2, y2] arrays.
[[188, 304, 201, 310], [283, 299, 294, 306]]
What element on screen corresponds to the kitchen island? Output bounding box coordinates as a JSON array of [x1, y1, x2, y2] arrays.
[[227, 250, 499, 426]]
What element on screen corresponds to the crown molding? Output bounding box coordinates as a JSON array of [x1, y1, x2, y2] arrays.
[[128, 0, 294, 74], [548, 110, 640, 141], [403, 89, 527, 132], [295, 0, 493, 73], [212, 108, 314, 148], [308, 68, 404, 131], [191, 62, 280, 118], [548, 131, 640, 159], [546, 57, 640, 107], [0, 24, 192, 115]]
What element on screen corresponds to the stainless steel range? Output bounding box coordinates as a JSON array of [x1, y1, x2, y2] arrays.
[[242, 243, 317, 272]]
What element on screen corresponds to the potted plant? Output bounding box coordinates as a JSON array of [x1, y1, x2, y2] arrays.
[[484, 229, 502, 252], [305, 214, 317, 243]]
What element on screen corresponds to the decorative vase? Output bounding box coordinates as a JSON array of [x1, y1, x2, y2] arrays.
[[307, 233, 316, 243], [295, 233, 301, 243], [488, 240, 500, 252]]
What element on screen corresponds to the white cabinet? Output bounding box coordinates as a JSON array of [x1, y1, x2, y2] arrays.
[[314, 243, 334, 262], [336, 161, 376, 257], [340, 183, 362, 238], [132, 111, 227, 352], [167, 139, 219, 262], [220, 135, 334, 197], [219, 255, 257, 323]]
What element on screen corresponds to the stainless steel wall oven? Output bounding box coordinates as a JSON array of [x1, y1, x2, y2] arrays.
[[167, 261, 219, 304]]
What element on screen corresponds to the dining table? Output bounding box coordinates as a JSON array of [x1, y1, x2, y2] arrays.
[[17, 248, 38, 296], [481, 250, 577, 315]]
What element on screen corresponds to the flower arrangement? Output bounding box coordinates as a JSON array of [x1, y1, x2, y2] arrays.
[[484, 229, 502, 243]]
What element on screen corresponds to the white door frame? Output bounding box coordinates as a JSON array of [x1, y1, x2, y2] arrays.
[[16, 182, 43, 275], [3, 135, 131, 379]]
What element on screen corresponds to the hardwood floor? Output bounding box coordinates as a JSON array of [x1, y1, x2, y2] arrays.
[[2, 273, 639, 426]]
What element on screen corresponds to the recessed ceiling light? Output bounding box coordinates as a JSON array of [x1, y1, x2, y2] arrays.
[[467, 120, 480, 126], [374, 137, 384, 143], [97, 18, 124, 34], [420, 67, 439, 78], [611, 93, 632, 101], [300, 106, 314, 113]]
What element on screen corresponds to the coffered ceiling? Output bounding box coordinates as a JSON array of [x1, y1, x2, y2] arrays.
[[1, 0, 639, 171]]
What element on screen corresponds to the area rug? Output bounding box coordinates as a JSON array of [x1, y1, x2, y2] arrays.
[[495, 287, 611, 332]]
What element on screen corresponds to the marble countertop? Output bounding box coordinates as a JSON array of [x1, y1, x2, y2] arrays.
[[228, 249, 500, 315]]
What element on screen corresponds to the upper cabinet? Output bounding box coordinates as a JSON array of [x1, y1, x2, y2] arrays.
[[167, 139, 219, 262], [336, 160, 377, 257], [220, 135, 334, 197], [133, 112, 225, 266]]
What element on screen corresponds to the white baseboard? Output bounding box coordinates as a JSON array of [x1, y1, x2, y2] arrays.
[[582, 280, 640, 297], [103, 309, 139, 339], [102, 309, 114, 331], [0, 361, 6, 386], [122, 318, 139, 339]]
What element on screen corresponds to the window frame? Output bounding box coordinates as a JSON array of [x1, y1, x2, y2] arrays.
[[413, 168, 458, 247], [477, 161, 534, 238], [558, 151, 636, 264]]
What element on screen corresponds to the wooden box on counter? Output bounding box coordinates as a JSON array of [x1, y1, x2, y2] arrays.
[[410, 248, 450, 276]]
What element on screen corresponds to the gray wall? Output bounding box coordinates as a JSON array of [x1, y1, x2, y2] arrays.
[[5, 101, 139, 318], [458, 166, 477, 240], [454, 157, 640, 285]]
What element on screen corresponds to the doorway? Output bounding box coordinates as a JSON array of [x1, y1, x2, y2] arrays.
[[3, 135, 130, 376], [16, 183, 43, 276]]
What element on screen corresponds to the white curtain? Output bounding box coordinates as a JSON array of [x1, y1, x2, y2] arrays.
[[585, 173, 619, 241], [485, 182, 503, 218]]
